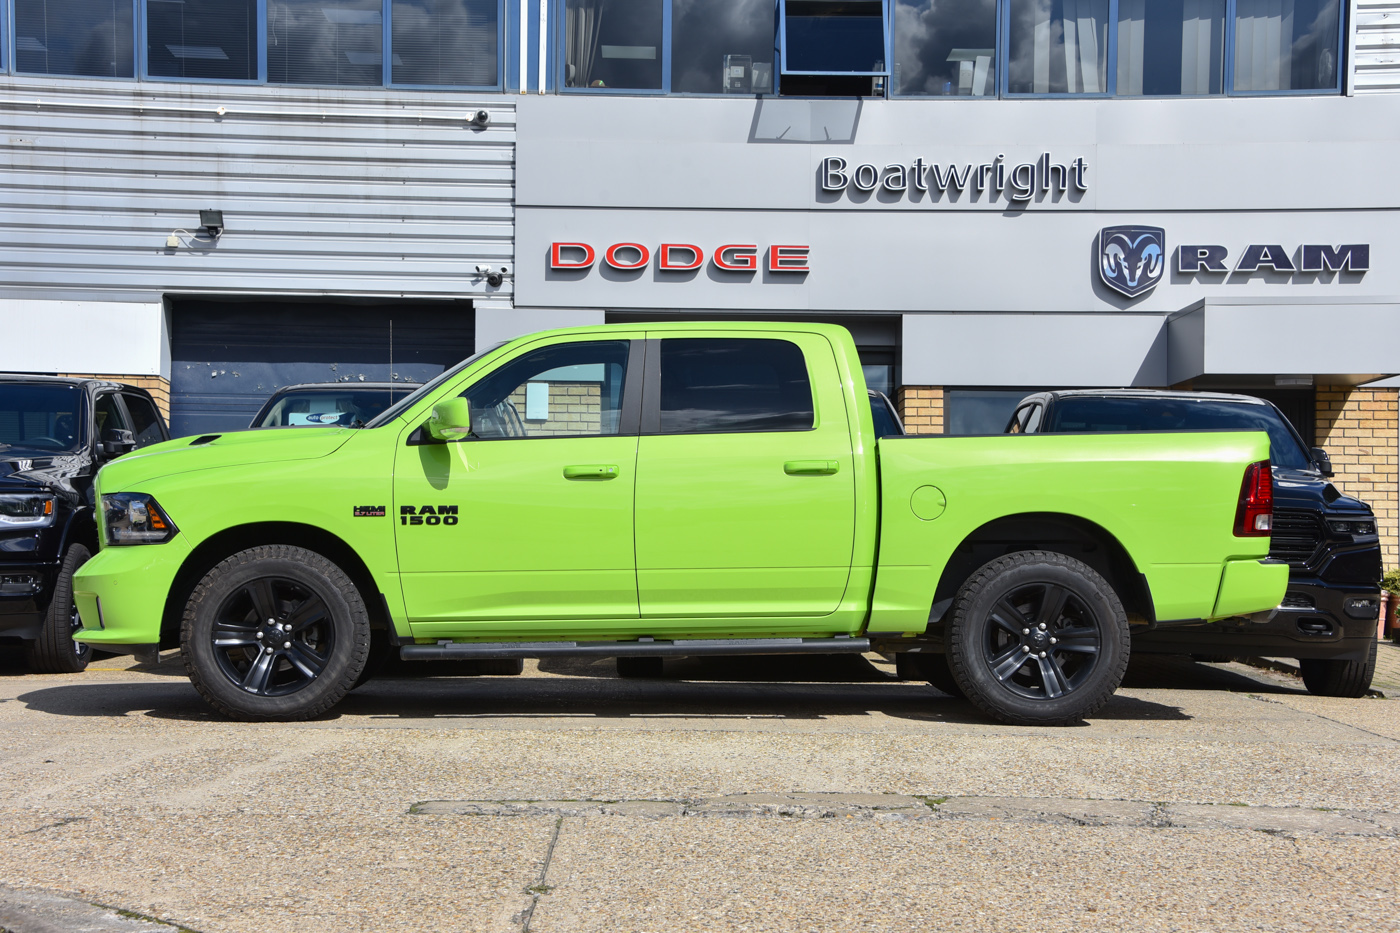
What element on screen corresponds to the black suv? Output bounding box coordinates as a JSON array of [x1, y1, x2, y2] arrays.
[[0, 376, 169, 672], [1006, 389, 1381, 697]]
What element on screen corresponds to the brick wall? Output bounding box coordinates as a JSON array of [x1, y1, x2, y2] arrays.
[[60, 374, 171, 422], [506, 381, 602, 435], [897, 386, 944, 435], [1315, 385, 1399, 568]]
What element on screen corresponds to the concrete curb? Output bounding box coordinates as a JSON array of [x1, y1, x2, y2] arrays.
[[0, 884, 198, 933]]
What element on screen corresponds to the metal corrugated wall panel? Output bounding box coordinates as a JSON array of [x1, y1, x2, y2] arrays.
[[1355, 1, 1400, 92], [0, 77, 515, 298]]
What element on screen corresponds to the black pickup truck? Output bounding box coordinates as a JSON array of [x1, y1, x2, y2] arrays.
[[0, 376, 168, 671], [1005, 389, 1380, 697]]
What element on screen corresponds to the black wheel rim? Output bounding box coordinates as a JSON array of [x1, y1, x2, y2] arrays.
[[211, 577, 335, 697], [979, 582, 1102, 700]]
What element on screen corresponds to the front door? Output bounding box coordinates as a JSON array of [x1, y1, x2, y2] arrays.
[[394, 336, 643, 637], [633, 333, 857, 622]]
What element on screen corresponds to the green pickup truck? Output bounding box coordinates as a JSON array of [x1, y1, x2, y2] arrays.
[[73, 322, 1286, 726]]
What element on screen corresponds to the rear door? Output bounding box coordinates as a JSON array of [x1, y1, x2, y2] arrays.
[[632, 332, 857, 621]]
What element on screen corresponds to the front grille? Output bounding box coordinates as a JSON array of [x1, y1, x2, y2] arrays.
[[1321, 548, 1384, 587], [1270, 508, 1323, 566]]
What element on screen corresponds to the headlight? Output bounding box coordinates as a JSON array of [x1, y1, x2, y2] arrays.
[[1327, 518, 1376, 536], [101, 493, 178, 545], [0, 494, 56, 528]]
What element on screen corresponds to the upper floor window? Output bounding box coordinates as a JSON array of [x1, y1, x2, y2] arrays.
[[1007, 0, 1109, 95], [892, 0, 996, 95], [1232, 0, 1339, 93], [268, 0, 384, 85], [15, 0, 135, 77], [392, 0, 499, 86], [1117, 0, 1225, 96], [148, 0, 257, 81], [671, 0, 775, 93], [564, 0, 663, 89]]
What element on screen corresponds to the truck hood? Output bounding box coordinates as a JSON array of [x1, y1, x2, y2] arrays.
[[96, 428, 355, 490], [0, 453, 88, 504], [1273, 465, 1371, 514]]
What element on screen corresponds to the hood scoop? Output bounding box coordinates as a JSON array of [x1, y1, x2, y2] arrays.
[[190, 435, 221, 446]]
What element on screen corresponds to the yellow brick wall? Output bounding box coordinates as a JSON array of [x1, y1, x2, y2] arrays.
[[506, 381, 603, 436], [1315, 385, 1399, 568], [897, 386, 944, 435], [60, 374, 171, 422]]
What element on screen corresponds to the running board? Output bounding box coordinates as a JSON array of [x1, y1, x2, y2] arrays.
[[400, 635, 871, 661]]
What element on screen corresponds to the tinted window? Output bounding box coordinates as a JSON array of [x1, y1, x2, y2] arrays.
[[1007, 0, 1109, 94], [564, 0, 662, 89], [1046, 397, 1311, 468], [254, 388, 397, 427], [122, 394, 166, 447], [0, 385, 82, 452], [671, 0, 775, 93], [147, 0, 257, 80], [1232, 0, 1339, 92], [15, 0, 135, 77], [268, 0, 382, 85], [870, 393, 903, 438], [1116, 0, 1225, 96], [658, 338, 814, 434], [947, 389, 1034, 435], [782, 0, 887, 74], [392, 0, 499, 86], [461, 341, 630, 439], [893, 0, 997, 96], [94, 393, 130, 441]]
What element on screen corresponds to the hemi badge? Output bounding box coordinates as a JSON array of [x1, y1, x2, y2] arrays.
[[354, 506, 386, 517]]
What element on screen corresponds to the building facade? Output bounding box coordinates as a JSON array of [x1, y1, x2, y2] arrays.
[[2, 0, 1399, 558]]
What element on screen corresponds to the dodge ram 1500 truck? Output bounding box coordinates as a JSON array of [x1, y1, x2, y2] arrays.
[[72, 323, 1287, 726]]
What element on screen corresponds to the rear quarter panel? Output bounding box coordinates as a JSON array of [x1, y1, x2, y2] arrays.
[[872, 431, 1274, 632]]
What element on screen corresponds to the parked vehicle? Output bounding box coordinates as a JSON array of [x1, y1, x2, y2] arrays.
[[72, 324, 1285, 725], [0, 376, 168, 672], [250, 383, 414, 429], [1007, 389, 1381, 696]]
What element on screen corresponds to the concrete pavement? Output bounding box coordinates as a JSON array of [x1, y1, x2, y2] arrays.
[[0, 650, 1396, 932]]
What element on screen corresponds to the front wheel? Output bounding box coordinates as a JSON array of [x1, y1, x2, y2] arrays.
[[27, 543, 93, 674], [182, 546, 370, 721], [947, 551, 1130, 726], [1299, 640, 1376, 698]]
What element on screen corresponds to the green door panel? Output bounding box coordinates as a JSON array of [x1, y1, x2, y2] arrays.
[[634, 331, 857, 621]]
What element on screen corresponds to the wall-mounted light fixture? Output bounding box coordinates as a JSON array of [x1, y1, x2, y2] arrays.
[[199, 210, 225, 238]]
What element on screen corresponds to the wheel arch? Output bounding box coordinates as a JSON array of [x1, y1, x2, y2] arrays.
[[160, 522, 390, 650], [931, 512, 1155, 625]]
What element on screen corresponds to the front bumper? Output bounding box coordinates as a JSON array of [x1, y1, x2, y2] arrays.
[[1137, 574, 1379, 662], [0, 560, 58, 640], [72, 535, 191, 646]]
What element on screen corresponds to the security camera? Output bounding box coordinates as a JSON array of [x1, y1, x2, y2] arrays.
[[470, 110, 490, 126], [486, 271, 504, 287]]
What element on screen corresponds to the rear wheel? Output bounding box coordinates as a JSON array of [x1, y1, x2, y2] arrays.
[[947, 551, 1130, 726], [182, 546, 369, 721], [1299, 640, 1376, 698], [897, 652, 965, 698], [27, 543, 93, 674]]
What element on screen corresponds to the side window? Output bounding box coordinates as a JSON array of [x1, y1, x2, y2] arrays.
[[657, 338, 814, 434], [1023, 403, 1043, 433], [122, 394, 167, 448], [460, 340, 630, 439], [94, 393, 130, 439], [1007, 405, 1032, 434]]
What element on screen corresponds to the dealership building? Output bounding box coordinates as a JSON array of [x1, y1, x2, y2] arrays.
[[1, 0, 1399, 560]]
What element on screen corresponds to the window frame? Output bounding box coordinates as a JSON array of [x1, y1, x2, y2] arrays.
[[385, 0, 505, 91], [141, 0, 265, 86], [554, 0, 671, 94], [889, 0, 1001, 98], [778, 0, 891, 77], [1224, 0, 1346, 98]]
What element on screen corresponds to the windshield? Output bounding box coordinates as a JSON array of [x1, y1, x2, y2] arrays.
[[1045, 397, 1312, 469], [253, 388, 401, 428], [0, 384, 83, 453], [363, 343, 506, 428]]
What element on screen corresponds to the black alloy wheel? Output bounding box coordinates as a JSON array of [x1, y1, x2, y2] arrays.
[[183, 545, 369, 721], [210, 578, 336, 697], [948, 550, 1129, 726]]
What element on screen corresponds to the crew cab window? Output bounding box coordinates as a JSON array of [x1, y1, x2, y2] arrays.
[[658, 338, 814, 434], [460, 340, 630, 439], [94, 393, 130, 439], [121, 394, 167, 448]]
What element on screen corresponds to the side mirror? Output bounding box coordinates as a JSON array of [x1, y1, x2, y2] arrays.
[[102, 428, 136, 457], [1311, 446, 1334, 477], [427, 397, 473, 441]]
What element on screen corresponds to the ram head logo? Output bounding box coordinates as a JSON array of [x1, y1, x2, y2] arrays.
[[1099, 226, 1166, 298]]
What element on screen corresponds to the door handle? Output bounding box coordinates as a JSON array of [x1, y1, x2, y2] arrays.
[[784, 460, 840, 476], [563, 464, 620, 480]]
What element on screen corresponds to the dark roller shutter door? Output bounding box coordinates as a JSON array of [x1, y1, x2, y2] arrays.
[[170, 299, 474, 438]]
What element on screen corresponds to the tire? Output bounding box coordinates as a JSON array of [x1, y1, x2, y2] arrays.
[[351, 629, 396, 690], [1299, 640, 1376, 698], [897, 652, 966, 698], [26, 543, 93, 674], [181, 545, 370, 721], [617, 656, 664, 678], [947, 550, 1130, 727]]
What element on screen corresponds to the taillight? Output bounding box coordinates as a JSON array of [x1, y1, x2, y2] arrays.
[[1234, 460, 1273, 537]]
